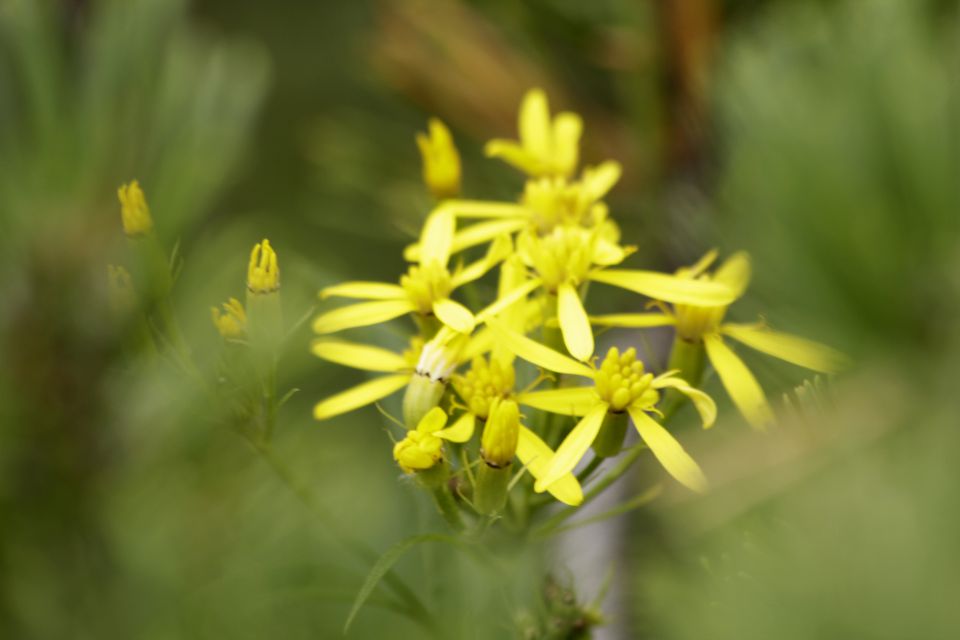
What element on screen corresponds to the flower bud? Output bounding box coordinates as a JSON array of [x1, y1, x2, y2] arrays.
[[117, 180, 153, 238], [416, 118, 461, 200], [481, 399, 519, 469], [211, 297, 247, 339], [245, 239, 283, 355], [393, 429, 444, 474]]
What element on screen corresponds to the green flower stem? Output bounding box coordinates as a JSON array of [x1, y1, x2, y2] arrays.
[[247, 438, 432, 628]]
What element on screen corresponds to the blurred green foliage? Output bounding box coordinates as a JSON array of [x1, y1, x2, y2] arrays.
[[1, 0, 958, 638]]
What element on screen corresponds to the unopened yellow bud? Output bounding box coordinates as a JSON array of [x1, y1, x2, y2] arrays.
[[481, 399, 520, 468], [247, 239, 280, 294], [393, 430, 444, 474], [117, 180, 153, 237], [394, 407, 448, 474], [416, 118, 461, 200], [211, 297, 247, 339], [106, 264, 135, 312]]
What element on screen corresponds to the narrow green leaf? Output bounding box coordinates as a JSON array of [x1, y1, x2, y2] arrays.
[[344, 533, 464, 634]]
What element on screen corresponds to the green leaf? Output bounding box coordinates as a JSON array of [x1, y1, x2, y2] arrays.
[[344, 533, 464, 634]]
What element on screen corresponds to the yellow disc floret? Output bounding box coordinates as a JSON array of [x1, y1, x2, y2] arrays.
[[400, 262, 452, 314], [247, 239, 280, 294], [593, 347, 657, 413], [453, 356, 516, 420], [117, 180, 153, 237]]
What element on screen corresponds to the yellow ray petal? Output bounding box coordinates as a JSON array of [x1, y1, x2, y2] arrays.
[[436, 412, 475, 443], [534, 403, 608, 493], [650, 374, 717, 428], [552, 112, 582, 176], [516, 386, 600, 417], [320, 281, 406, 301], [419, 209, 455, 267], [591, 238, 632, 267], [627, 406, 708, 493], [432, 298, 476, 334], [590, 313, 676, 328], [450, 235, 512, 288], [703, 333, 774, 430], [403, 214, 528, 262], [310, 339, 408, 373], [485, 140, 538, 175], [580, 161, 621, 202], [313, 299, 416, 334], [487, 318, 595, 378], [684, 249, 719, 278], [517, 426, 583, 506], [713, 251, 751, 298], [313, 374, 410, 420], [558, 283, 594, 361], [475, 278, 541, 325], [721, 323, 849, 374], [588, 269, 736, 307], [417, 406, 448, 433], [519, 88, 550, 159]]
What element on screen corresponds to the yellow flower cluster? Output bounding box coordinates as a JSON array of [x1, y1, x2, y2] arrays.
[[311, 88, 846, 510]]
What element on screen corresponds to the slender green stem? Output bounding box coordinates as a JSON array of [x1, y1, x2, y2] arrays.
[[533, 484, 662, 539], [247, 438, 433, 630]]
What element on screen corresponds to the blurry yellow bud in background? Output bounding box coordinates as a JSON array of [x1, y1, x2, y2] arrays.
[[117, 180, 153, 238], [211, 297, 247, 339], [416, 118, 461, 200]]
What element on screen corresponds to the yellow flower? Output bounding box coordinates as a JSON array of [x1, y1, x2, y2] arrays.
[[401, 161, 622, 262], [591, 250, 849, 429], [211, 297, 247, 339], [485, 88, 582, 178], [117, 180, 153, 237], [314, 213, 510, 335], [488, 319, 715, 494], [416, 118, 461, 200], [247, 239, 280, 294], [505, 225, 735, 362]]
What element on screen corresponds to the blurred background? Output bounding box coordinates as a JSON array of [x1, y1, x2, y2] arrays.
[[1, 0, 958, 637]]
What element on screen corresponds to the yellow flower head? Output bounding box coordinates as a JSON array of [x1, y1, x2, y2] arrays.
[[485, 88, 583, 178], [480, 399, 520, 468], [117, 180, 153, 237], [106, 264, 135, 312], [671, 250, 748, 342], [416, 118, 461, 200], [211, 297, 247, 339], [593, 347, 658, 413], [247, 239, 280, 294], [400, 262, 453, 315], [453, 355, 516, 420], [522, 161, 621, 233]]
